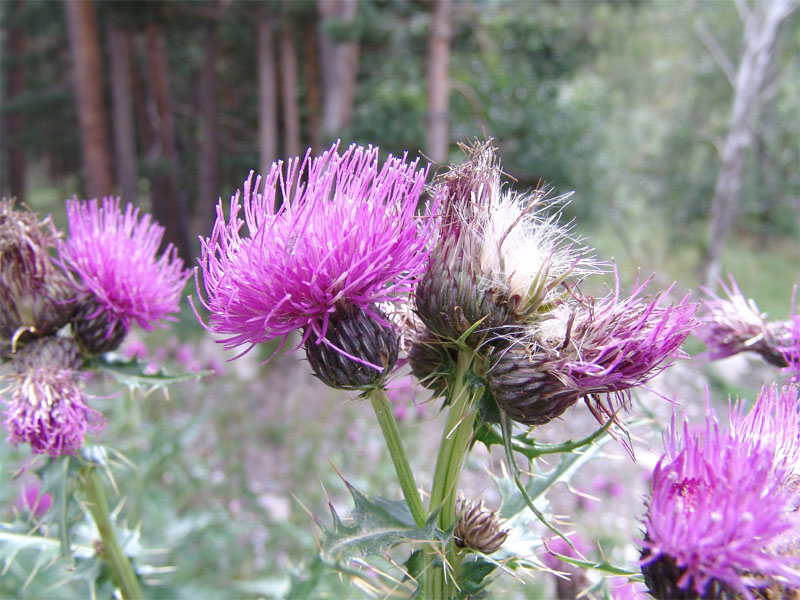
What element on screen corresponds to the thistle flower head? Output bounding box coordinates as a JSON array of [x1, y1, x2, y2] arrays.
[[416, 141, 599, 344], [1, 200, 76, 349], [696, 276, 798, 376], [1, 336, 101, 456], [641, 387, 800, 599], [454, 496, 509, 554], [194, 143, 434, 368], [58, 198, 190, 352], [489, 274, 697, 428]]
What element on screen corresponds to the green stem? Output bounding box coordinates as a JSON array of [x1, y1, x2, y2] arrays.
[[80, 465, 144, 600], [369, 388, 428, 528], [425, 350, 480, 599]]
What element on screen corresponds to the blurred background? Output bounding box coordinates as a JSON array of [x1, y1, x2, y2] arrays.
[[1, 0, 798, 598]]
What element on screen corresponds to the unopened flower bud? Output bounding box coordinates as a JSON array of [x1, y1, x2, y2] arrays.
[[454, 497, 508, 554], [304, 305, 399, 390], [0, 200, 76, 351], [408, 327, 457, 397], [9, 336, 84, 373]]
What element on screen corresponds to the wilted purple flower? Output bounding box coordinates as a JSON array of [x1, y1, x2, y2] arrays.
[[489, 274, 698, 428], [15, 481, 52, 518], [58, 197, 190, 353], [641, 388, 800, 599], [416, 140, 599, 344], [1, 337, 102, 456], [194, 144, 434, 370], [695, 275, 799, 379]]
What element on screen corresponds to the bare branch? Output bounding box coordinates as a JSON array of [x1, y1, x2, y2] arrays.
[[694, 16, 736, 87]]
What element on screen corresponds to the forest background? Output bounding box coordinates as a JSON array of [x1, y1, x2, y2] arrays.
[[1, 0, 799, 598]]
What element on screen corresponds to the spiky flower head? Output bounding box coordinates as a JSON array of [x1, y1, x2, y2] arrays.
[[641, 386, 800, 599], [0, 199, 76, 352], [695, 276, 799, 379], [58, 197, 191, 354], [1, 336, 101, 456], [454, 497, 509, 554], [194, 143, 435, 385], [489, 275, 697, 428], [416, 140, 599, 345]]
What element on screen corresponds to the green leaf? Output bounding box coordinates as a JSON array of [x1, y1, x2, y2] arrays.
[[316, 479, 446, 565], [545, 550, 644, 580], [458, 556, 498, 598], [86, 354, 210, 392]]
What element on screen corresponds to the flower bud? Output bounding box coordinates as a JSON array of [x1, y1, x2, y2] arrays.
[[408, 326, 457, 397], [454, 497, 508, 554], [304, 305, 399, 391], [0, 200, 76, 351]]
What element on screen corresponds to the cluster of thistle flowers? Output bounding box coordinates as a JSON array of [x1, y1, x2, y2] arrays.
[[641, 383, 800, 599], [195, 141, 698, 553], [694, 275, 800, 381], [0, 198, 190, 457]]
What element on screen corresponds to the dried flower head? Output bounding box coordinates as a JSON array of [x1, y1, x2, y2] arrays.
[[641, 387, 800, 599], [1, 336, 101, 456], [695, 276, 798, 379], [489, 275, 697, 427], [416, 141, 599, 344], [454, 497, 509, 554], [194, 143, 434, 378], [0, 199, 76, 351], [58, 197, 190, 353]]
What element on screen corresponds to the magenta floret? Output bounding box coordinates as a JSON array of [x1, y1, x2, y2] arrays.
[[194, 143, 435, 355], [59, 198, 190, 334]]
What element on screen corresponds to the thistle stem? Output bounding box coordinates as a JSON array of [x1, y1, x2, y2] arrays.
[[369, 388, 428, 528], [425, 350, 480, 599], [79, 465, 144, 600]]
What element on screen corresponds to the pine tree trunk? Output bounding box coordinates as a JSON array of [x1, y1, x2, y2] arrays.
[[258, 8, 279, 180], [108, 27, 138, 204], [703, 0, 798, 287], [279, 24, 301, 159], [197, 21, 220, 238], [427, 0, 452, 164], [319, 0, 360, 140], [144, 23, 190, 260], [64, 0, 114, 198], [3, 0, 27, 198]]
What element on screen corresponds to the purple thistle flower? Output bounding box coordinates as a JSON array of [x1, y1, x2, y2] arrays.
[[641, 388, 800, 599], [695, 275, 798, 378], [1, 337, 102, 457], [489, 273, 698, 428], [193, 143, 434, 362], [58, 198, 190, 349], [15, 481, 52, 518]]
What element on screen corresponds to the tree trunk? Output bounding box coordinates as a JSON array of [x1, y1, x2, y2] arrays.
[[197, 20, 220, 239], [258, 8, 279, 179], [144, 23, 191, 260], [703, 0, 798, 287], [426, 0, 452, 164], [318, 0, 360, 140], [3, 0, 27, 198], [108, 26, 138, 204], [279, 24, 301, 159], [64, 0, 114, 198], [304, 18, 323, 154]]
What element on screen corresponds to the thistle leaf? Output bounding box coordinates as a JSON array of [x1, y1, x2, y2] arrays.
[[86, 354, 210, 392]]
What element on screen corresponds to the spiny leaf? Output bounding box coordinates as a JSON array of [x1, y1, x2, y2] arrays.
[[316, 478, 446, 565], [86, 354, 210, 392], [545, 550, 644, 580]]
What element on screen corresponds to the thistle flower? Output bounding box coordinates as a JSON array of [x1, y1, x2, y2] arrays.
[[0, 199, 76, 351], [641, 387, 800, 599], [454, 497, 509, 554], [695, 276, 799, 379], [415, 140, 599, 344], [1, 336, 101, 456], [488, 275, 697, 427], [15, 480, 52, 519], [194, 144, 434, 386], [58, 197, 191, 354]]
